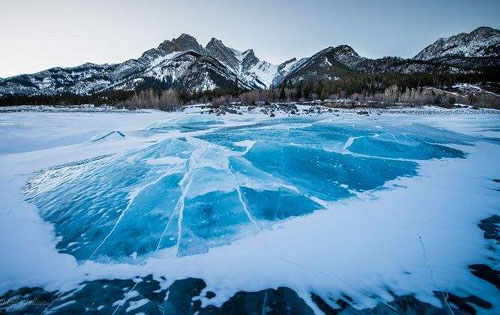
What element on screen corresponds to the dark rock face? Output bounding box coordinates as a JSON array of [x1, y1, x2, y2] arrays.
[[142, 33, 207, 60], [0, 277, 313, 314], [478, 215, 500, 242], [206, 38, 240, 71], [202, 287, 314, 315], [467, 213, 500, 292], [463, 213, 500, 307], [469, 264, 500, 290], [160, 34, 207, 56], [240, 49, 259, 72], [163, 278, 207, 315], [330, 45, 364, 69], [0, 275, 167, 314]]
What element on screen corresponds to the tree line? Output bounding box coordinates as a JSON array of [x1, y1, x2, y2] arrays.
[[1, 71, 499, 109]]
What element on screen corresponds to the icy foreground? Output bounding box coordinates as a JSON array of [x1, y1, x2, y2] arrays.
[[0, 107, 499, 313]]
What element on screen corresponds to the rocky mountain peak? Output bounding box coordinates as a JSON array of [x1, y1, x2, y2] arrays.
[[242, 49, 257, 62], [471, 26, 497, 36], [238, 49, 259, 74], [243, 49, 256, 58], [140, 33, 205, 59], [206, 38, 240, 71], [158, 33, 206, 55], [334, 45, 360, 57], [331, 45, 364, 68], [206, 37, 224, 48]]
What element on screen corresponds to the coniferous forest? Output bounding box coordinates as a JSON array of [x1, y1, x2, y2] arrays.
[[1, 71, 499, 109]]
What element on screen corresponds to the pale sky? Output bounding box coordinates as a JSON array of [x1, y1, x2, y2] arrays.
[[1, 0, 499, 77]]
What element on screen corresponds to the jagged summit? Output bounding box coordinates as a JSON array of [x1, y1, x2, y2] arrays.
[[162, 33, 205, 54], [206, 37, 224, 46], [142, 33, 206, 59], [334, 45, 360, 56], [206, 37, 240, 71], [241, 49, 258, 67]]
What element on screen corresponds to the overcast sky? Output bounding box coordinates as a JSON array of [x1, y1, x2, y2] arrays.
[[1, 0, 499, 77]]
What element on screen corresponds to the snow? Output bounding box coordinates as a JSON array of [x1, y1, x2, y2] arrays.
[[281, 59, 299, 73], [126, 298, 149, 312], [453, 83, 500, 98], [415, 27, 500, 60], [1, 107, 500, 312], [220, 48, 279, 89], [146, 156, 186, 165], [149, 51, 183, 67], [272, 57, 310, 86], [245, 61, 278, 88]]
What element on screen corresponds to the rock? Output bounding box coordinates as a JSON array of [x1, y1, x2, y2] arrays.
[[469, 264, 500, 290], [206, 291, 216, 299]]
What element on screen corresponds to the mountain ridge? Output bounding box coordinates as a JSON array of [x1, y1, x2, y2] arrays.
[[1, 26, 499, 97], [414, 26, 500, 60]]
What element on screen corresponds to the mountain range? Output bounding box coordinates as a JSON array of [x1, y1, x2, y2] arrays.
[[0, 26, 499, 97]]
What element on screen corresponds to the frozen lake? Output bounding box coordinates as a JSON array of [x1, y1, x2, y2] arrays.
[[0, 106, 499, 313]]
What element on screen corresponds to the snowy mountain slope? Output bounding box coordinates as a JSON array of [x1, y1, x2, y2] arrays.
[[0, 63, 118, 96], [274, 27, 500, 86], [0, 34, 271, 96], [272, 46, 356, 86], [205, 39, 278, 89], [415, 26, 500, 60], [108, 51, 248, 92], [271, 58, 300, 87]]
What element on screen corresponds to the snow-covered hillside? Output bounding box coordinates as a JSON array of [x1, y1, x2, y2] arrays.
[[414, 26, 500, 60]]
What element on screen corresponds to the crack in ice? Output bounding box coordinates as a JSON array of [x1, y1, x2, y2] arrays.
[[174, 169, 195, 256], [265, 249, 399, 313], [235, 184, 261, 232], [86, 166, 183, 262], [419, 235, 455, 315]]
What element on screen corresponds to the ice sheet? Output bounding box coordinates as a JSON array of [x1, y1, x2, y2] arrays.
[[1, 107, 499, 313]]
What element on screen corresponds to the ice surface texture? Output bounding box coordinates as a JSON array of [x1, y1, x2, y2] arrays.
[[24, 118, 469, 262]]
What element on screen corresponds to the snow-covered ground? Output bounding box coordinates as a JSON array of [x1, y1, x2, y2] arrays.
[[0, 106, 499, 313]]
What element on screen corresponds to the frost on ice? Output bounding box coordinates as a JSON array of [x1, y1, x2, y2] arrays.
[[23, 117, 469, 263]]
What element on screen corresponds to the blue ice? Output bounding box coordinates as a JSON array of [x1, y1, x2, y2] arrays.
[[24, 118, 471, 262]]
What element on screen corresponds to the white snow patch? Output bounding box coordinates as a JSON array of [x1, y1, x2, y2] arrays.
[[146, 156, 186, 165], [125, 298, 149, 312]]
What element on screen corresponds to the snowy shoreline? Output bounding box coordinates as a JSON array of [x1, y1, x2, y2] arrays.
[[1, 103, 499, 116]]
